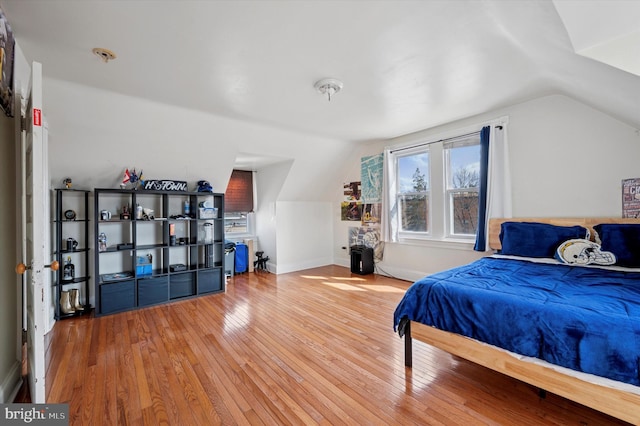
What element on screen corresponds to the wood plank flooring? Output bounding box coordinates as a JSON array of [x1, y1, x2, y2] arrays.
[[45, 266, 630, 425]]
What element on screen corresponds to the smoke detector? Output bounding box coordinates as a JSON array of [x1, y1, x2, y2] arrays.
[[92, 48, 117, 63]]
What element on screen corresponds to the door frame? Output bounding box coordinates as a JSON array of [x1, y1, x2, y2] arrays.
[[15, 61, 50, 403]]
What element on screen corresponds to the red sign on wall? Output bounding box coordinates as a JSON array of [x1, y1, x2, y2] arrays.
[[33, 108, 42, 126]]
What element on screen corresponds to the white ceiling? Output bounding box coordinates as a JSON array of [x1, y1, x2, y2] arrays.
[[2, 0, 639, 142], [553, 0, 640, 77]]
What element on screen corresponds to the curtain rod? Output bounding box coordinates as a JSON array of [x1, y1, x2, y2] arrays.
[[390, 125, 503, 154]]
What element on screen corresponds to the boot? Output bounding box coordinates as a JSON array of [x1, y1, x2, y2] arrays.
[[60, 290, 75, 315], [70, 289, 85, 312]]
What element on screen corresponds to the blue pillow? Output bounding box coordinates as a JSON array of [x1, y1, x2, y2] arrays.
[[593, 224, 640, 268], [499, 222, 589, 258]]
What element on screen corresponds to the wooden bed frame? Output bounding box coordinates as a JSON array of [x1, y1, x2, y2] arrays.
[[402, 217, 640, 424]]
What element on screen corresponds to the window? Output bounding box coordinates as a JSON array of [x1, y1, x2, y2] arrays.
[[224, 170, 254, 235], [397, 148, 430, 233], [445, 140, 480, 237], [388, 131, 481, 243]]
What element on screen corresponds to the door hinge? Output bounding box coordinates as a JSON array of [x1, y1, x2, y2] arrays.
[[20, 116, 27, 131], [21, 330, 27, 344]]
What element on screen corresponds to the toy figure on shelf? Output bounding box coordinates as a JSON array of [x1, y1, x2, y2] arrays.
[[98, 232, 107, 252], [196, 180, 213, 192], [120, 168, 144, 189], [120, 204, 130, 220], [63, 177, 72, 189]]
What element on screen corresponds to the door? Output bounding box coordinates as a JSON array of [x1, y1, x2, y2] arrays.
[[20, 61, 48, 403]]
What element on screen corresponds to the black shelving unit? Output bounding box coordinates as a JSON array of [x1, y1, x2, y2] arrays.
[[94, 188, 225, 316], [54, 188, 92, 319]]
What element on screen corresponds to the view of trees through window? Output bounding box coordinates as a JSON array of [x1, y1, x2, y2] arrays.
[[447, 143, 480, 235], [397, 141, 480, 236], [398, 152, 429, 232], [450, 167, 479, 235]]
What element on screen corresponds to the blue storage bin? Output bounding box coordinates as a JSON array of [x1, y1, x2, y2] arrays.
[[136, 255, 152, 276], [235, 243, 248, 273], [136, 264, 152, 276]]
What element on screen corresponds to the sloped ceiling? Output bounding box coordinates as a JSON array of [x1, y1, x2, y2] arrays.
[[553, 0, 640, 77], [1, 0, 639, 142]]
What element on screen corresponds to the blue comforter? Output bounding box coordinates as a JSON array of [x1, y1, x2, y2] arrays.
[[393, 257, 640, 386]]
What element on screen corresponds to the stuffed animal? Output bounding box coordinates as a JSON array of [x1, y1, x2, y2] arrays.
[[197, 180, 213, 192], [555, 239, 616, 266]]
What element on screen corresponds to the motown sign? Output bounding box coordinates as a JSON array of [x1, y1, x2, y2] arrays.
[[143, 180, 188, 192]]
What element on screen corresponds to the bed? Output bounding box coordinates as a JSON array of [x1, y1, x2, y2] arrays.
[[394, 218, 640, 424]]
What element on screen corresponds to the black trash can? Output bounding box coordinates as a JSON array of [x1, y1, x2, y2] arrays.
[[350, 245, 374, 275]]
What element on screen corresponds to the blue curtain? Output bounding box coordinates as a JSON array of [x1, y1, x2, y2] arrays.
[[474, 126, 491, 251]]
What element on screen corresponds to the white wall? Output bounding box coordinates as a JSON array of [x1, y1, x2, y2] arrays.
[[41, 78, 355, 279], [275, 201, 333, 274], [507, 95, 640, 216], [43, 78, 352, 201], [253, 160, 292, 270], [333, 94, 640, 281]]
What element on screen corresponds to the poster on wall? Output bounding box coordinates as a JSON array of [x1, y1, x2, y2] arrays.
[[362, 203, 381, 226], [348, 226, 384, 261], [343, 181, 361, 202], [341, 181, 362, 221], [622, 178, 640, 218], [0, 7, 15, 117], [361, 154, 383, 203], [341, 201, 362, 221]]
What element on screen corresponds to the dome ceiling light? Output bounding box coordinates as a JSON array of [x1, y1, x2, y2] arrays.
[[92, 47, 117, 63], [314, 78, 343, 102]]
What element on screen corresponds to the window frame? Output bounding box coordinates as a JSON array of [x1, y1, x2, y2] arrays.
[[444, 138, 481, 240], [395, 145, 431, 238], [388, 126, 483, 247], [224, 170, 256, 237]]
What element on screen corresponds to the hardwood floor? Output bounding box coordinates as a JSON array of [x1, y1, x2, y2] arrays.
[[45, 266, 629, 425]]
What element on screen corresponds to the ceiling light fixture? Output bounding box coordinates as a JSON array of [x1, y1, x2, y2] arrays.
[[314, 78, 343, 102], [92, 47, 117, 63]]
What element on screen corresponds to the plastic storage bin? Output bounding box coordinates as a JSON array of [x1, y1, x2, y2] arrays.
[[136, 256, 152, 276], [225, 249, 235, 277], [198, 207, 218, 219], [235, 243, 248, 273]]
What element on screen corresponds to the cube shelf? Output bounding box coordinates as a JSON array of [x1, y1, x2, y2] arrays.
[[54, 188, 92, 319], [94, 188, 225, 316]]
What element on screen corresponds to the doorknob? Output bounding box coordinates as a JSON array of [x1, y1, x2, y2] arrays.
[[16, 260, 60, 275]]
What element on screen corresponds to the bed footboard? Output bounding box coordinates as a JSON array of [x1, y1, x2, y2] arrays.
[[406, 320, 640, 425]]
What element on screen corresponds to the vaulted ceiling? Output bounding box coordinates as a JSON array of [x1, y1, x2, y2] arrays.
[[1, 0, 639, 142]]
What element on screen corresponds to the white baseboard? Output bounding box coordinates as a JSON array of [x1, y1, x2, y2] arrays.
[[271, 255, 430, 282], [334, 256, 428, 283], [370, 264, 428, 282], [274, 257, 334, 275], [0, 361, 22, 403]]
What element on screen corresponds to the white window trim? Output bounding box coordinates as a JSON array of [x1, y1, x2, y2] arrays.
[[396, 235, 477, 251], [385, 118, 507, 249], [445, 187, 479, 240], [395, 144, 431, 237], [444, 137, 481, 240], [225, 170, 257, 238], [224, 211, 256, 239]]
